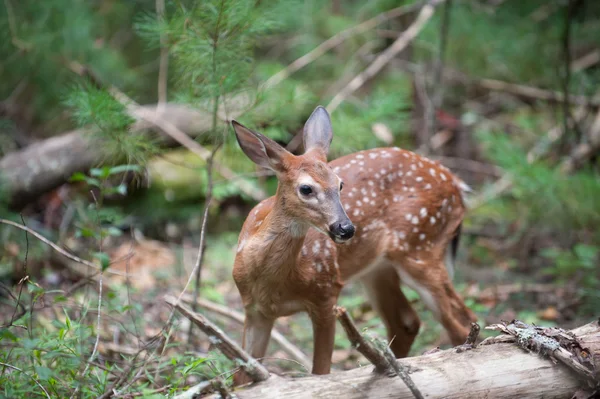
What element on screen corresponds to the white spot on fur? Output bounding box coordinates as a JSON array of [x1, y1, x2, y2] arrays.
[[384, 198, 389, 206], [368, 181, 374, 186], [312, 241, 321, 254], [353, 209, 360, 217], [440, 173, 447, 181], [416, 176, 423, 182], [315, 263, 323, 272], [420, 208, 427, 217], [356, 200, 363, 207], [429, 168, 436, 177], [411, 164, 417, 171], [357, 154, 364, 159], [344, 203, 350, 210], [425, 183, 432, 190], [430, 216, 436, 225], [237, 239, 246, 253], [256, 220, 262, 227], [405, 213, 412, 221], [411, 216, 419, 225], [419, 233, 426, 240], [371, 192, 377, 198]]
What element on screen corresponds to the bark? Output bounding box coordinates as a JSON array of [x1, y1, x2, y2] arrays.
[[0, 103, 228, 208], [208, 321, 599, 399]]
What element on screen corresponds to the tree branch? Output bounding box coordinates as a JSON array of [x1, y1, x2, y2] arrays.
[[164, 295, 270, 383], [327, 0, 445, 113]]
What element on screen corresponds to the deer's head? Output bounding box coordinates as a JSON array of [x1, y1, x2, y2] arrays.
[[232, 106, 355, 243]]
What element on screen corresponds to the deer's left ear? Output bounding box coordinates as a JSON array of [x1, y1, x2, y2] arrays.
[[303, 106, 333, 156]]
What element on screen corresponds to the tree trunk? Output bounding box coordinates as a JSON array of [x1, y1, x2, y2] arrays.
[[0, 104, 230, 209], [211, 321, 599, 399]]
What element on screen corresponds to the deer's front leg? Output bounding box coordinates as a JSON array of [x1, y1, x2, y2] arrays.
[[234, 309, 274, 386], [309, 305, 337, 375]]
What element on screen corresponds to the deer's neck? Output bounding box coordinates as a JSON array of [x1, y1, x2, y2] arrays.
[[258, 196, 309, 275]]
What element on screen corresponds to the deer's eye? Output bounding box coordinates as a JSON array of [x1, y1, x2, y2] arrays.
[[340, 181, 344, 191], [299, 185, 313, 196]]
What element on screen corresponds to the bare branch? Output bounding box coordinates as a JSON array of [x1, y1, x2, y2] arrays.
[[0, 362, 51, 399], [165, 295, 271, 383], [262, 2, 426, 90], [181, 295, 311, 371], [333, 305, 390, 373], [327, 0, 445, 113]]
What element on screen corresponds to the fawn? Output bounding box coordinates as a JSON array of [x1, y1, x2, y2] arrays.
[[230, 106, 475, 382]]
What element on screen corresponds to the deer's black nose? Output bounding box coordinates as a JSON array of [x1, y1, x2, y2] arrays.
[[329, 221, 355, 241]]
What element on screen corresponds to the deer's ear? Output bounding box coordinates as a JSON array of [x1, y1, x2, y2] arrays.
[[232, 120, 289, 172], [303, 106, 333, 156]]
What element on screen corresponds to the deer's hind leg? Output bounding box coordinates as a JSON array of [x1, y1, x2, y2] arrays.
[[390, 253, 475, 346], [361, 265, 421, 358]]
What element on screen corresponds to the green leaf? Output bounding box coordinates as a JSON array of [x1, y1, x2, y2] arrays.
[[0, 328, 18, 342], [93, 252, 111, 271], [35, 366, 53, 381], [90, 167, 111, 179], [115, 183, 128, 196], [69, 172, 87, 182], [109, 164, 142, 175]]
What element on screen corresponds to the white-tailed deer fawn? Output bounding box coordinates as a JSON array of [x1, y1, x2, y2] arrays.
[[231, 106, 475, 382]]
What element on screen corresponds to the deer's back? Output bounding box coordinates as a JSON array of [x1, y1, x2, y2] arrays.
[[301, 147, 467, 283]]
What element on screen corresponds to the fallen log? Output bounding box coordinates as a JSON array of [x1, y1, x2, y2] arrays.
[[0, 103, 242, 208], [205, 320, 599, 399]]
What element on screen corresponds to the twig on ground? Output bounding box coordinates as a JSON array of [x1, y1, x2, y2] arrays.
[[262, 2, 425, 90], [381, 347, 425, 399], [0, 219, 129, 276], [189, 141, 222, 342], [172, 381, 212, 399], [165, 295, 270, 383], [486, 320, 598, 384], [69, 193, 105, 399], [334, 306, 424, 399], [0, 362, 51, 399], [333, 305, 390, 373], [180, 294, 311, 371], [455, 323, 480, 353], [327, 0, 445, 113]]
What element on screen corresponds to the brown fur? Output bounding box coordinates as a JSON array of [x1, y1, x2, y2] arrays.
[[232, 145, 476, 385]]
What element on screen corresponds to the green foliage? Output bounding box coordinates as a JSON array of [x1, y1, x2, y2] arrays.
[[417, 1, 600, 93], [478, 130, 600, 231], [541, 244, 599, 287], [0, 0, 140, 129]]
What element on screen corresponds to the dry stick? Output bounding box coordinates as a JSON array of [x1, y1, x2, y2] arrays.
[[0, 219, 130, 276], [180, 294, 311, 371], [0, 362, 51, 399], [262, 1, 426, 90], [333, 306, 424, 399], [333, 306, 390, 373], [66, 61, 265, 202], [165, 295, 270, 382], [423, 0, 452, 154], [326, 0, 445, 113], [474, 77, 600, 107], [69, 193, 105, 399], [381, 347, 425, 399], [485, 322, 598, 384], [156, 0, 168, 111], [468, 106, 589, 210], [188, 142, 221, 343]]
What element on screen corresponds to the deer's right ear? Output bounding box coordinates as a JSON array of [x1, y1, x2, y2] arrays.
[[232, 120, 289, 172]]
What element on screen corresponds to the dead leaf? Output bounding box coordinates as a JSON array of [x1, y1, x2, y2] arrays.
[[108, 239, 177, 290], [539, 306, 559, 321]]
